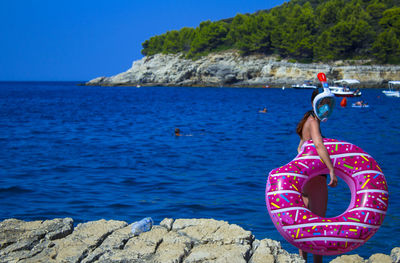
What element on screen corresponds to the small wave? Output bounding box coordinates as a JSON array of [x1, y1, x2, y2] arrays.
[[0, 186, 33, 194], [107, 203, 133, 209], [120, 178, 137, 185], [173, 203, 208, 211]]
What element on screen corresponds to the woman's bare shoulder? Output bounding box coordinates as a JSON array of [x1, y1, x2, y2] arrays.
[[303, 115, 315, 128], [302, 116, 318, 140]]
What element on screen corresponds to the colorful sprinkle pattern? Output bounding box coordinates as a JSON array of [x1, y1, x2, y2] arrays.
[[265, 138, 388, 256]]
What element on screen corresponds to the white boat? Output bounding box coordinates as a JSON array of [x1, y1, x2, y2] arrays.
[[329, 79, 361, 97], [382, 81, 400, 97], [291, 80, 317, 89]]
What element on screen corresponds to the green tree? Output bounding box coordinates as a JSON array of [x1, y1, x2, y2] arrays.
[[314, 18, 374, 60], [371, 6, 400, 62], [178, 27, 196, 52], [273, 3, 317, 59], [140, 0, 400, 64], [187, 21, 230, 58], [142, 35, 165, 56], [339, 0, 372, 22], [379, 7, 400, 33], [366, 0, 387, 20], [162, 30, 181, 54], [315, 1, 375, 60], [227, 13, 275, 54], [372, 29, 400, 63], [316, 0, 345, 28]]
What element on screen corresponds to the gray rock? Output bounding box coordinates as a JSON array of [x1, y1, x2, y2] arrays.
[[184, 243, 250, 263], [53, 219, 127, 262], [23, 219, 127, 263], [0, 217, 396, 263], [367, 253, 392, 263], [87, 76, 107, 85], [249, 239, 275, 263], [0, 218, 73, 263], [86, 51, 400, 87], [250, 238, 304, 263], [153, 229, 193, 263], [172, 218, 253, 246], [392, 247, 400, 263], [81, 224, 133, 263], [329, 254, 365, 263], [160, 218, 174, 231]]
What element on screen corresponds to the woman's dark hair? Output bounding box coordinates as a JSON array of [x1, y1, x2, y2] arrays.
[[296, 88, 320, 138]]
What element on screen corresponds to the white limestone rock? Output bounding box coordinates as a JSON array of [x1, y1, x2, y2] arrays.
[[86, 51, 400, 87], [250, 238, 304, 263], [0, 218, 73, 263], [391, 247, 400, 263], [172, 218, 253, 245], [329, 254, 365, 263], [184, 243, 251, 263], [0, 217, 396, 263], [367, 253, 392, 263]]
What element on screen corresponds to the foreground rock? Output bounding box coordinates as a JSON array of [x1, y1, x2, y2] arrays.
[[86, 51, 400, 88], [0, 218, 398, 263]]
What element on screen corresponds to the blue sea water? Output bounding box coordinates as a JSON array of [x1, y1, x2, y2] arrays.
[[0, 82, 399, 260]]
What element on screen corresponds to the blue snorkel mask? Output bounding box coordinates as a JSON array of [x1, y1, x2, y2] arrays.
[[314, 73, 335, 122]]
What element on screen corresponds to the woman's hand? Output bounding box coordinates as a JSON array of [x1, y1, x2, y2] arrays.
[[328, 169, 338, 187]]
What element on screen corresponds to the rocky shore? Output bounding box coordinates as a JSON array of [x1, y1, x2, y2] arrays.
[[85, 51, 400, 88], [0, 217, 398, 263]]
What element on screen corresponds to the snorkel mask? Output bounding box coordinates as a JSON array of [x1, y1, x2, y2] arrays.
[[314, 73, 335, 122]]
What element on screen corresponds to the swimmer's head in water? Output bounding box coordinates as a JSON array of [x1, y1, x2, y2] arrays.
[[312, 87, 335, 122]]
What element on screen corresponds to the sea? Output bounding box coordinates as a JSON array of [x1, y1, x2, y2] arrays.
[[0, 81, 399, 261]]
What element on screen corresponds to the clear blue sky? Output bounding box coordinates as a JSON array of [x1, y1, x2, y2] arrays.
[[0, 0, 286, 81]]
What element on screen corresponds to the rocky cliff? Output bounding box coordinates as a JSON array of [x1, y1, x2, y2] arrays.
[[86, 51, 400, 88], [1, 217, 399, 263]]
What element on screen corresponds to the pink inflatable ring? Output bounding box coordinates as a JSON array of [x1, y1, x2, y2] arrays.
[[266, 138, 388, 255]]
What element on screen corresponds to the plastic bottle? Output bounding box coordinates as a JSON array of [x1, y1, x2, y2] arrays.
[[131, 217, 153, 236]]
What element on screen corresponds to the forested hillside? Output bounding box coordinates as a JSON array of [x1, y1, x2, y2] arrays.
[[141, 0, 400, 64]]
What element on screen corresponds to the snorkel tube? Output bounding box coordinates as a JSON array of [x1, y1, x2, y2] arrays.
[[314, 73, 335, 122]]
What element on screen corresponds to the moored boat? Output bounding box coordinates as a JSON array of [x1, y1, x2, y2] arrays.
[[382, 81, 400, 97], [329, 79, 361, 97], [291, 80, 317, 89]]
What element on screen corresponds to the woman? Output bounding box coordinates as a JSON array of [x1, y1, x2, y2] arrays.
[[296, 88, 338, 263]]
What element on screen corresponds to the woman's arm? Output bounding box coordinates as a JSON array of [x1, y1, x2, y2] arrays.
[[297, 140, 304, 153], [309, 119, 338, 187]]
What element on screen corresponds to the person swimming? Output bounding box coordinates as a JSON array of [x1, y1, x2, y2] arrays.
[[355, 100, 368, 106], [175, 128, 193, 137], [175, 128, 182, 136]]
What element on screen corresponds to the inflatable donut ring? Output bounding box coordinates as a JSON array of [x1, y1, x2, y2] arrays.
[[265, 138, 388, 256]]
